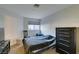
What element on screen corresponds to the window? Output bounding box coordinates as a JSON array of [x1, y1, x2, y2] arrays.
[[28, 25, 34, 30], [28, 25, 40, 30], [34, 25, 40, 30]]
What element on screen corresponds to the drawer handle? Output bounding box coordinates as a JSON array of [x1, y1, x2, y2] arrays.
[[58, 34, 70, 37], [59, 39, 70, 43], [58, 48, 69, 54], [58, 43, 70, 47]]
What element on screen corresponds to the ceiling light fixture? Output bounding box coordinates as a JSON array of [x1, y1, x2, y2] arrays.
[[33, 4, 40, 8]]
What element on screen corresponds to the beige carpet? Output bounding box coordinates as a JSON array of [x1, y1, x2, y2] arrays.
[[9, 43, 26, 54], [42, 48, 58, 54], [9, 39, 58, 54], [9, 45, 57, 54]]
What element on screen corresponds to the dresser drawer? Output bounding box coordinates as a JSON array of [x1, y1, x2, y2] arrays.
[[56, 28, 74, 32], [56, 43, 72, 53], [56, 27, 76, 54], [56, 28, 74, 37], [57, 31, 73, 38], [56, 36, 72, 43], [56, 48, 69, 54], [56, 38, 70, 46]]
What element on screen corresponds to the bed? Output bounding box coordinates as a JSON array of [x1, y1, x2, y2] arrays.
[[23, 35, 56, 53]]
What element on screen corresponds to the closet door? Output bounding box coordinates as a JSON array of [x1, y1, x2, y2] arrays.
[[56, 27, 76, 54]]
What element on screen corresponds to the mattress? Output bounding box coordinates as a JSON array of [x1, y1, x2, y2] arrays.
[[23, 36, 55, 53], [32, 41, 56, 53], [24, 36, 55, 46]]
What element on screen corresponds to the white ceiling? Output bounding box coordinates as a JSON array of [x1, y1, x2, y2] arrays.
[[0, 4, 71, 19]]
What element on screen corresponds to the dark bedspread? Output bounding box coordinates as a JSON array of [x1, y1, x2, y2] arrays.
[[23, 36, 56, 53]]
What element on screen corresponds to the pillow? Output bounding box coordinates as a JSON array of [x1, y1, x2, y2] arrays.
[[36, 33, 44, 36], [45, 35, 54, 39]]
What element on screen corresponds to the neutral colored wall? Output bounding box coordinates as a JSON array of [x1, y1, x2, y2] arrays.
[[4, 16, 23, 40], [0, 8, 23, 45], [0, 15, 4, 28], [41, 5, 79, 36], [0, 15, 4, 41], [23, 17, 28, 30], [0, 8, 24, 41]]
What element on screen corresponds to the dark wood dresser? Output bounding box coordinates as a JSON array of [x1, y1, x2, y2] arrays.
[[0, 40, 10, 54], [56, 27, 78, 54]]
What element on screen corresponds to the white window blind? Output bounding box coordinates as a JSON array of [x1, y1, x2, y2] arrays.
[[28, 25, 40, 30]]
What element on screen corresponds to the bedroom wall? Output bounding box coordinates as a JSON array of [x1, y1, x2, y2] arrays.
[[4, 13, 23, 46], [0, 15, 4, 41], [0, 15, 4, 28], [41, 5, 79, 37], [0, 8, 24, 45], [4, 16, 23, 40], [23, 17, 28, 30]]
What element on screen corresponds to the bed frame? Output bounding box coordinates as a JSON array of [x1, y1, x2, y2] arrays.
[[22, 38, 55, 54], [22, 30, 55, 54]]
